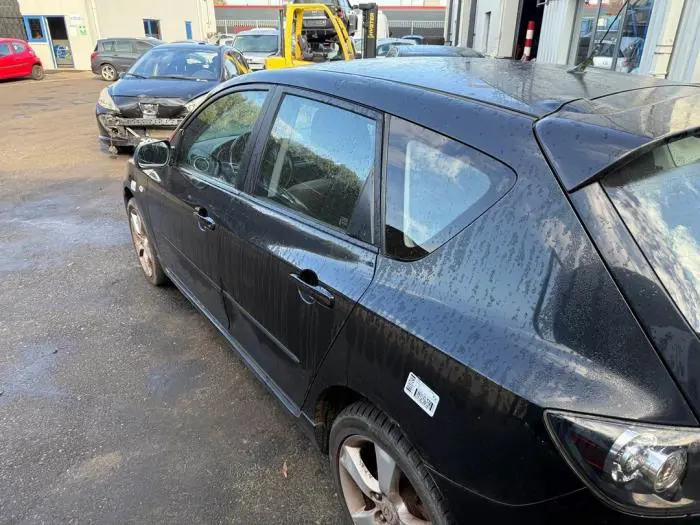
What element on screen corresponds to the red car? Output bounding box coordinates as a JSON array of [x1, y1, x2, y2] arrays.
[[0, 38, 44, 81]]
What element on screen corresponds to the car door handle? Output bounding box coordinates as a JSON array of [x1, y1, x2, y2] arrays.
[[193, 207, 216, 231], [289, 271, 335, 309]]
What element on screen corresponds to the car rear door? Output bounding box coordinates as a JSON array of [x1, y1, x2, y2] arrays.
[[147, 86, 272, 329], [114, 39, 137, 71], [217, 87, 380, 408], [11, 41, 32, 76]]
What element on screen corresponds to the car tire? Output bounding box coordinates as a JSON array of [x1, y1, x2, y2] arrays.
[[126, 198, 167, 286], [100, 63, 117, 81], [329, 401, 454, 525], [31, 64, 44, 80]]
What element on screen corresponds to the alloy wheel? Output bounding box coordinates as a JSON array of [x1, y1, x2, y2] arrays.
[[128, 206, 155, 279], [101, 64, 116, 81], [338, 435, 431, 525]]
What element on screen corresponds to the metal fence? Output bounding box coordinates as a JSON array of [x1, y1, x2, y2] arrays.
[[216, 18, 444, 36]]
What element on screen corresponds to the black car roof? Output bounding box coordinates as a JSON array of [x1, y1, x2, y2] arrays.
[[239, 57, 699, 190]]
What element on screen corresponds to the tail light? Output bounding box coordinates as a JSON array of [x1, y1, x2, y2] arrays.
[[91, 51, 98, 61]]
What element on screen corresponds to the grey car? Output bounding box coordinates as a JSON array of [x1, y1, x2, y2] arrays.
[[230, 28, 278, 71], [91, 37, 162, 81]]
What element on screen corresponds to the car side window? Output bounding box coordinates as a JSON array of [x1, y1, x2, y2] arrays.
[[385, 117, 516, 260], [254, 94, 377, 234], [101, 40, 115, 52], [223, 54, 239, 79], [177, 90, 268, 187], [115, 40, 132, 53], [0, 43, 11, 57], [12, 42, 26, 53]]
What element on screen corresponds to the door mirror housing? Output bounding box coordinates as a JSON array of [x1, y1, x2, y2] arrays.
[[135, 140, 171, 169]]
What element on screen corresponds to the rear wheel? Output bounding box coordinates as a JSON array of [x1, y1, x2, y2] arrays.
[[31, 64, 44, 80], [330, 401, 453, 525], [126, 198, 167, 286], [100, 63, 117, 81]]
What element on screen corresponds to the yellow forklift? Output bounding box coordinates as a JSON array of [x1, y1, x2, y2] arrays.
[[264, 2, 379, 70]]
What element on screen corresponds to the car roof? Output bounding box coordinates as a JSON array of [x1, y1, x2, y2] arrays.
[[258, 57, 686, 118], [393, 45, 483, 57], [235, 28, 278, 36], [156, 42, 221, 52], [238, 58, 699, 189], [378, 38, 414, 44]]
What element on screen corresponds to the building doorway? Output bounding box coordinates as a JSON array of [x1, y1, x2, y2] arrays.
[[514, 0, 544, 60], [46, 16, 74, 68]]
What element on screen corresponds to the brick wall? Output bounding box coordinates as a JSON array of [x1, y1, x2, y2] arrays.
[[0, 0, 26, 39]]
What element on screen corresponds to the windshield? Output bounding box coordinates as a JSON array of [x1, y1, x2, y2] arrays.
[[603, 134, 700, 334], [232, 35, 278, 53], [129, 48, 220, 81]]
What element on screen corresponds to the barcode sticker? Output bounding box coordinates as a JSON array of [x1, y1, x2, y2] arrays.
[[404, 372, 439, 417]]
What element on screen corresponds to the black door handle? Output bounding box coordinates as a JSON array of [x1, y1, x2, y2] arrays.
[[289, 271, 335, 309], [193, 207, 216, 231]]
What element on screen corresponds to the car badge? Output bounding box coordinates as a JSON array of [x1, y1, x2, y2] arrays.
[[139, 103, 158, 118]]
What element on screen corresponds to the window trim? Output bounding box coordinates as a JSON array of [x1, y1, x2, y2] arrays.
[[23, 16, 47, 43], [242, 85, 383, 247], [173, 84, 275, 192]]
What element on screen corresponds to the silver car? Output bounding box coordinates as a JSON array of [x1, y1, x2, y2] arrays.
[[230, 28, 279, 71]]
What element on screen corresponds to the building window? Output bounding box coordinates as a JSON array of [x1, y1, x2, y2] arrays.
[[23, 16, 46, 43], [143, 19, 161, 40]]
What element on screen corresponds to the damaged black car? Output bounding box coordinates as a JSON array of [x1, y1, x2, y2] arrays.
[[96, 42, 250, 153]]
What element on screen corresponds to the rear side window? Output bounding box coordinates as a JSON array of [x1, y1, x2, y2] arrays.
[[0, 43, 11, 56], [385, 117, 516, 260], [603, 134, 700, 333], [12, 42, 26, 53], [254, 95, 376, 236], [101, 40, 115, 52], [115, 40, 132, 53]]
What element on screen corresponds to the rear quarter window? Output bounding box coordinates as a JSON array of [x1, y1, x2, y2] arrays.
[[101, 40, 115, 52], [384, 117, 516, 260]]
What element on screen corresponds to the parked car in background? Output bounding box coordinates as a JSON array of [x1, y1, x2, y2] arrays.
[[401, 34, 425, 44], [0, 38, 43, 81], [230, 28, 279, 71], [592, 37, 644, 73], [123, 57, 700, 524], [96, 43, 249, 152], [385, 44, 484, 58], [291, 0, 358, 39], [375, 37, 416, 57], [91, 37, 162, 81]]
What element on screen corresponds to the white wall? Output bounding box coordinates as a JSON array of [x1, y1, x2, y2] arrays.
[[537, 0, 577, 64], [18, 0, 217, 70], [469, 0, 518, 57], [667, 0, 700, 82]]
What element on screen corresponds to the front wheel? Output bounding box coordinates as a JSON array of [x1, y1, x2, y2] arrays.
[[31, 64, 44, 80], [126, 198, 167, 286], [330, 401, 453, 525]]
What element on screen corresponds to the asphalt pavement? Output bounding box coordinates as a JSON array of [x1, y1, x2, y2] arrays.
[[0, 72, 344, 524]]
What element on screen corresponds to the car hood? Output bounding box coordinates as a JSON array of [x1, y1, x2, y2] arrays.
[[109, 78, 216, 118], [109, 78, 216, 101]]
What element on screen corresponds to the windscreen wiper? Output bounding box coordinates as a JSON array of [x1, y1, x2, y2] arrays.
[[151, 75, 208, 82], [123, 72, 147, 79]]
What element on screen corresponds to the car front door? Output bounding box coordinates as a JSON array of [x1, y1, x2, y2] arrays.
[[217, 88, 380, 407], [147, 87, 272, 327]]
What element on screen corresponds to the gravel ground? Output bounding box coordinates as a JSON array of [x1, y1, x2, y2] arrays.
[[0, 72, 344, 524]]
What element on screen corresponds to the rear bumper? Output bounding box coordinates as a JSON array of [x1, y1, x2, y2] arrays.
[[432, 468, 694, 524]]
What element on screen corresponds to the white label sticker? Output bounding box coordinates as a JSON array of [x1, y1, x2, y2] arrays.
[[404, 372, 439, 417], [130, 180, 136, 192]]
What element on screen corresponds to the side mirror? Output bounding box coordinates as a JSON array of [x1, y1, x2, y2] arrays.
[[134, 140, 171, 169], [118, 71, 126, 79]]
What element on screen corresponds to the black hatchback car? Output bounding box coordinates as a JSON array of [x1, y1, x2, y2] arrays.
[[96, 43, 249, 153], [123, 58, 700, 524]]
